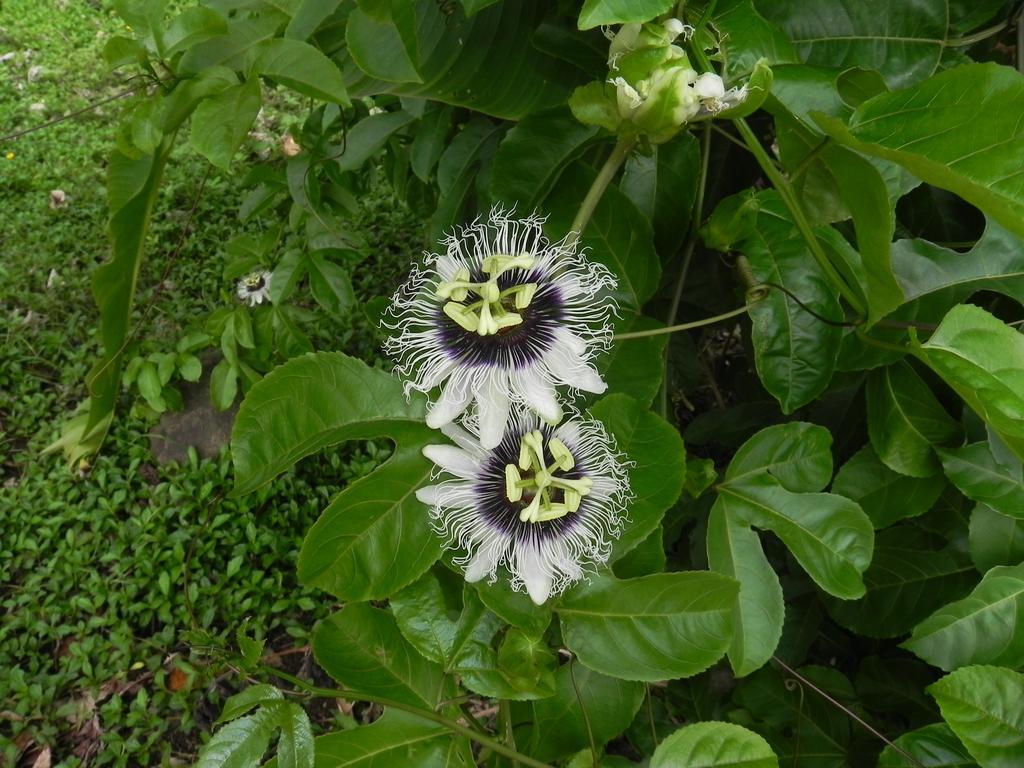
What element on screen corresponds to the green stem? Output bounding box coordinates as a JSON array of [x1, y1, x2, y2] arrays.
[[658, 123, 713, 417], [616, 303, 757, 340], [569, 136, 637, 240], [262, 666, 553, 768], [947, 19, 1011, 47], [500, 699, 519, 767]]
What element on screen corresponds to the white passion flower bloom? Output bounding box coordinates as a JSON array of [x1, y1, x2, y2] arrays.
[[384, 208, 617, 449], [416, 411, 632, 605], [237, 270, 272, 307]]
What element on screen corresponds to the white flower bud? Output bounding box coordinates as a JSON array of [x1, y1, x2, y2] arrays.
[[693, 72, 726, 99]]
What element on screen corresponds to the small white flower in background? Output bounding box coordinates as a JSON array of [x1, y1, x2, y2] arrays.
[[692, 72, 748, 116], [416, 412, 631, 605], [280, 133, 301, 157], [236, 270, 272, 307], [384, 207, 617, 449], [367, 106, 385, 116], [49, 189, 66, 209]]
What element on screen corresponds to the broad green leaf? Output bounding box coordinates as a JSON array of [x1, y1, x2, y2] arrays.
[[832, 444, 945, 528], [390, 568, 472, 669], [490, 107, 599, 210], [344, 5, 421, 85], [190, 78, 262, 171], [742, 192, 843, 412], [940, 443, 1024, 521], [496, 628, 557, 696], [512, 663, 644, 762], [409, 103, 452, 181], [717, 473, 873, 599], [336, 0, 571, 120], [855, 656, 940, 730], [216, 685, 283, 724], [231, 353, 441, 600], [474, 578, 553, 636], [620, 134, 700, 258], [917, 304, 1024, 462], [707, 502, 783, 677], [760, 0, 945, 89], [613, 524, 667, 578], [577, 0, 674, 29], [275, 702, 314, 768], [164, 7, 227, 57], [969, 504, 1024, 574], [313, 604, 448, 708], [285, 0, 343, 41], [178, 13, 286, 75], [195, 707, 277, 768], [58, 140, 173, 463], [650, 721, 779, 768], [878, 723, 977, 768], [251, 38, 350, 105], [307, 254, 355, 317], [545, 161, 661, 311], [598, 314, 668, 409], [818, 63, 1024, 239], [557, 572, 737, 681], [825, 528, 976, 638], [928, 666, 1024, 768], [429, 118, 504, 240], [713, 0, 798, 80], [724, 421, 834, 491], [231, 352, 425, 493], [867, 361, 961, 478], [335, 110, 417, 173], [590, 394, 686, 561], [310, 710, 472, 767], [904, 563, 1024, 670]]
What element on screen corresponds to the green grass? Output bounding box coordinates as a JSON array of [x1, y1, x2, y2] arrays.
[[0, 2, 424, 764]]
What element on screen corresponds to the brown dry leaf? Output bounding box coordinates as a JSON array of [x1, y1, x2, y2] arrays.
[[31, 746, 52, 768], [167, 667, 189, 692]]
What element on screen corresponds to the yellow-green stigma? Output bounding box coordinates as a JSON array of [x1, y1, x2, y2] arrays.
[[435, 253, 538, 336], [504, 430, 593, 524]]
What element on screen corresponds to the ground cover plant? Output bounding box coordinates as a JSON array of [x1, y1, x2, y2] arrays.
[[9, 0, 1024, 766]]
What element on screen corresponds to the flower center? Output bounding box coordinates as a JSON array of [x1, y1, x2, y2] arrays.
[[504, 430, 593, 523], [244, 274, 265, 290], [435, 253, 538, 336]]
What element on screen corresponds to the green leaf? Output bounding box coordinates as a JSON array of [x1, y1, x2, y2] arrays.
[[878, 723, 977, 768], [760, 0, 945, 89], [577, 0, 675, 29], [928, 666, 1024, 768], [195, 707, 277, 768], [557, 572, 738, 681], [178, 354, 202, 383], [707, 501, 783, 677], [867, 361, 961, 478], [313, 604, 448, 708], [390, 568, 470, 669], [345, 4, 421, 85], [512, 663, 644, 762], [251, 38, 350, 105], [410, 103, 452, 182], [310, 710, 471, 767], [274, 702, 314, 768], [210, 358, 239, 411], [714, 0, 798, 80], [650, 721, 779, 768], [832, 444, 945, 528], [742, 192, 843, 412], [545, 161, 661, 311], [496, 628, 557, 696], [490, 108, 599, 211], [940, 443, 1024, 521], [715, 423, 874, 600], [818, 63, 1024, 239], [824, 528, 976, 638], [338, 0, 570, 120], [179, 13, 288, 75], [917, 304, 1024, 462], [285, 0, 343, 41], [335, 110, 417, 173], [598, 315, 668, 409], [307, 254, 355, 317], [590, 394, 686, 561], [231, 352, 424, 493], [429, 118, 504, 240], [970, 504, 1024, 574], [904, 563, 1024, 670], [216, 685, 283, 724], [164, 6, 227, 57], [474, 578, 553, 636]]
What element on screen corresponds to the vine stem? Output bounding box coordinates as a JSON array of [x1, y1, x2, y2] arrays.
[[616, 303, 758, 340], [569, 136, 638, 240], [261, 666, 553, 768]]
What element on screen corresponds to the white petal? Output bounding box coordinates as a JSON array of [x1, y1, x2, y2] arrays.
[[545, 345, 607, 394], [427, 375, 472, 429], [422, 445, 479, 479], [555, 328, 587, 357], [421, 359, 456, 390], [517, 370, 562, 424], [694, 72, 725, 99], [464, 545, 501, 583], [477, 373, 511, 450], [517, 546, 553, 605], [440, 421, 485, 457], [415, 485, 442, 505]]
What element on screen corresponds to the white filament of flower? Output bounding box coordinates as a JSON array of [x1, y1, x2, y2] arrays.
[[434, 252, 538, 336], [504, 430, 593, 523]]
